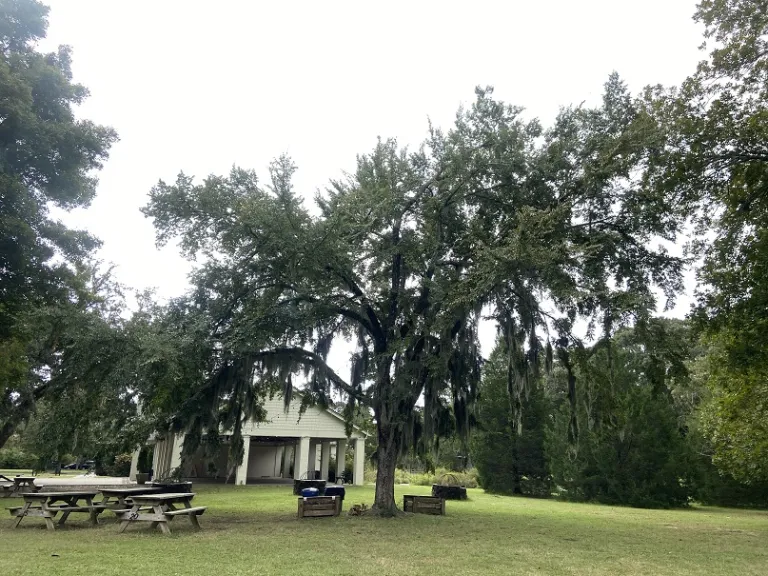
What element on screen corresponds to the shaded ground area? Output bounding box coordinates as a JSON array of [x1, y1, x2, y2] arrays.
[[1, 484, 766, 576]]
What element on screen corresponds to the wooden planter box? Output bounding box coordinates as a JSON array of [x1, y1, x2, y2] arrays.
[[403, 495, 445, 515], [297, 496, 342, 518]]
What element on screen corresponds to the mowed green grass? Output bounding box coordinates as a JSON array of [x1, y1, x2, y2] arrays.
[[1, 483, 766, 576]]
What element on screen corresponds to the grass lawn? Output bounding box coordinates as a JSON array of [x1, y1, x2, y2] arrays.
[[1, 482, 766, 576]]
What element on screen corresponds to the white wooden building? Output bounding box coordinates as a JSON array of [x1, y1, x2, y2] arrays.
[[150, 394, 368, 486]]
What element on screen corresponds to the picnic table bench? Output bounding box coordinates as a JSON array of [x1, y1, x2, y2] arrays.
[[116, 492, 206, 534], [8, 491, 104, 530]]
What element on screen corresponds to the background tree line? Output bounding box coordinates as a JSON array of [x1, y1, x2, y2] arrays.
[[472, 318, 768, 508]]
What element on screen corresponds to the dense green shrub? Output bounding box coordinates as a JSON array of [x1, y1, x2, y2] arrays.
[[392, 467, 479, 488], [0, 447, 38, 469], [694, 460, 768, 509], [104, 453, 133, 477], [686, 429, 768, 508]]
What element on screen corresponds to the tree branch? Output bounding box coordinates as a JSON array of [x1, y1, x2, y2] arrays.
[[254, 347, 371, 406]]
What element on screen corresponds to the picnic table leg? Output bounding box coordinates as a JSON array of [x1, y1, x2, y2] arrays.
[[13, 501, 31, 528], [118, 505, 138, 534], [39, 501, 57, 531], [149, 503, 161, 531], [86, 496, 99, 525], [44, 514, 56, 531], [182, 497, 201, 530], [154, 505, 171, 534], [57, 498, 75, 526]]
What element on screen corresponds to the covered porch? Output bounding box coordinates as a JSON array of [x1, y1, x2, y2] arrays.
[[152, 393, 369, 485], [152, 433, 366, 486]]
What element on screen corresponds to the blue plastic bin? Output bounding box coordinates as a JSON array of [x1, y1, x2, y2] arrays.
[[324, 486, 346, 500], [301, 487, 320, 498]]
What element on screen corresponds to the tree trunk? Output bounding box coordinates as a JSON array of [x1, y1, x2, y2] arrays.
[[372, 418, 400, 516], [0, 383, 50, 450], [510, 436, 523, 495], [0, 420, 17, 451]]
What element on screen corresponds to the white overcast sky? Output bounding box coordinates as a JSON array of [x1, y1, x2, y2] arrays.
[[41, 0, 704, 373]]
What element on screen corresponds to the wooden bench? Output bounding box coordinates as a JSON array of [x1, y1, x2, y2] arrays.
[[297, 496, 342, 518], [165, 506, 207, 517], [403, 495, 445, 515]]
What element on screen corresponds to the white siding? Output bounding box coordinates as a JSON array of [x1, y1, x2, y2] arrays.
[[242, 395, 365, 439]]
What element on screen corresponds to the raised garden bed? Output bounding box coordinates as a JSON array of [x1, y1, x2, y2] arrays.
[[298, 495, 342, 518], [431, 473, 468, 500], [403, 494, 445, 515], [432, 484, 467, 499]]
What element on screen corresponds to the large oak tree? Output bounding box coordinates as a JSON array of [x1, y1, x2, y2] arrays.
[[145, 77, 687, 514], [0, 0, 117, 447]]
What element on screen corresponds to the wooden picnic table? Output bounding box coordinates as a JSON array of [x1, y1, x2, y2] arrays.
[[8, 491, 102, 530], [1, 476, 40, 498], [117, 492, 206, 534], [99, 486, 162, 511]]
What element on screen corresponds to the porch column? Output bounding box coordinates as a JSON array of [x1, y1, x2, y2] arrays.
[[236, 435, 251, 485], [307, 441, 317, 479], [154, 438, 167, 478], [295, 436, 310, 481], [151, 441, 161, 478], [335, 439, 347, 481], [129, 447, 141, 481], [353, 437, 365, 486], [282, 444, 293, 478], [169, 433, 184, 473], [320, 441, 331, 480]]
